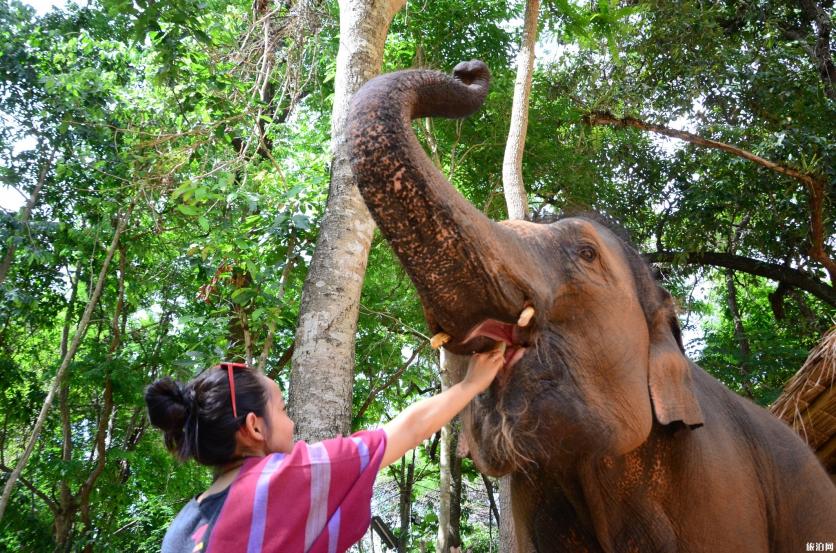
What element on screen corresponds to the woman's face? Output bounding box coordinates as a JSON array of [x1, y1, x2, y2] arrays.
[[260, 376, 295, 454]]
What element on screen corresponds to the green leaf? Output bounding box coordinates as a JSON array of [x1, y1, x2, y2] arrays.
[[246, 260, 259, 280], [291, 213, 310, 230], [176, 204, 200, 216], [231, 287, 256, 305]]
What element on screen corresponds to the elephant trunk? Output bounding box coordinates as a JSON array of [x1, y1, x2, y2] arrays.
[[347, 61, 530, 348]]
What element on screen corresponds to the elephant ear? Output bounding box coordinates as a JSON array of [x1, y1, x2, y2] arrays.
[[648, 293, 704, 429]]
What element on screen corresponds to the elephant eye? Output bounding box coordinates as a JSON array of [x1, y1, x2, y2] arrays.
[[577, 245, 597, 262]]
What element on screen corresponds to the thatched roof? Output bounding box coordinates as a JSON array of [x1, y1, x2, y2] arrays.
[[770, 326, 836, 484]]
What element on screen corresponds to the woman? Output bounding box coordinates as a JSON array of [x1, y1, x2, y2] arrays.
[[145, 347, 504, 553]]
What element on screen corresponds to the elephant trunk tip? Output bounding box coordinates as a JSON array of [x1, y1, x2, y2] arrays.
[[453, 60, 491, 87]]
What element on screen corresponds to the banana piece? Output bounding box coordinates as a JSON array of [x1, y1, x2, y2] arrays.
[[430, 332, 451, 349]]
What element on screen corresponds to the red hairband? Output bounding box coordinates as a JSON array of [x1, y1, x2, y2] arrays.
[[217, 362, 249, 418]]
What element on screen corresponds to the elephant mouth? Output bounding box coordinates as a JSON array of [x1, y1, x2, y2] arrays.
[[462, 319, 529, 369], [437, 317, 540, 476], [430, 316, 531, 370]]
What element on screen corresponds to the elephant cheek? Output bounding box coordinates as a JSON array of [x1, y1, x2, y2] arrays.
[[604, 367, 654, 455]]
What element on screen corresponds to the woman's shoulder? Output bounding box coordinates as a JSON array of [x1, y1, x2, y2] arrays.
[[228, 429, 387, 489], [162, 496, 219, 553], [290, 429, 387, 466], [233, 429, 387, 475]]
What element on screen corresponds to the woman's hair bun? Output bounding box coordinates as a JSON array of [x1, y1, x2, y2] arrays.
[[145, 377, 189, 431], [145, 377, 193, 458]]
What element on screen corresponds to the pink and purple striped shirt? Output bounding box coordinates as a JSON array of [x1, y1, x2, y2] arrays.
[[161, 429, 386, 553]]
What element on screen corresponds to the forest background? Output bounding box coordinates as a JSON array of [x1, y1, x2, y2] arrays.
[[0, 0, 833, 550]]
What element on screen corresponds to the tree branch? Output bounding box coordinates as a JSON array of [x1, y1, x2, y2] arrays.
[[353, 342, 428, 423], [0, 148, 56, 285], [0, 463, 58, 513], [0, 198, 135, 523], [481, 473, 500, 528], [59, 266, 80, 511], [358, 304, 430, 342], [645, 251, 836, 306], [78, 243, 127, 529], [798, 0, 835, 100], [258, 232, 297, 372], [78, 379, 113, 527], [585, 111, 835, 283]]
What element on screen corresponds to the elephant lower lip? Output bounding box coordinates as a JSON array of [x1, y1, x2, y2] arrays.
[[504, 345, 526, 367], [504, 346, 526, 369]]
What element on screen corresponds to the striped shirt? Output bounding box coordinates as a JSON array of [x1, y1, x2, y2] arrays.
[[161, 429, 387, 553]]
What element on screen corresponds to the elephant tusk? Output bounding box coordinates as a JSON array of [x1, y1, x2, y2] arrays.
[[517, 306, 535, 327], [430, 332, 451, 349]]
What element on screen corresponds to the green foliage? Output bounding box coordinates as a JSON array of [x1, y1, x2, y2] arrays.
[[698, 274, 831, 405]]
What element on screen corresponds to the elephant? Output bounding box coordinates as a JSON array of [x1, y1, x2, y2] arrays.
[[345, 60, 836, 552]]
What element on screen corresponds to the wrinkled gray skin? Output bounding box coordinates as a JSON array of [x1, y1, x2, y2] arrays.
[[346, 61, 836, 552]]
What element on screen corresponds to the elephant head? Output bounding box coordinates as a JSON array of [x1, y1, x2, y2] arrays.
[[346, 61, 704, 477]]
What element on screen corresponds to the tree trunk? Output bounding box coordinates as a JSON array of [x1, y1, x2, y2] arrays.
[[53, 507, 76, 553], [0, 200, 134, 523], [418, 87, 465, 553], [288, 0, 405, 442], [437, 351, 453, 553], [499, 3, 541, 547], [398, 450, 416, 553], [449, 420, 462, 549], [499, 475, 515, 553], [724, 269, 755, 398], [501, 0, 539, 221]]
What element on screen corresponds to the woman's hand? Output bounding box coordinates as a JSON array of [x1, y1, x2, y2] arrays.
[[462, 344, 506, 392], [380, 343, 506, 468]]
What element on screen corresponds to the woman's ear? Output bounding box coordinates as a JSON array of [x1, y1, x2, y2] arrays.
[[237, 412, 267, 449]]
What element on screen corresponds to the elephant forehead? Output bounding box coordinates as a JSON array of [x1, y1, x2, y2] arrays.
[[497, 218, 600, 251], [548, 217, 609, 241], [498, 217, 598, 239], [498, 218, 544, 236]]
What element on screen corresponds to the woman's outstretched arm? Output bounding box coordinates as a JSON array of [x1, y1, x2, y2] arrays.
[[380, 347, 505, 468]]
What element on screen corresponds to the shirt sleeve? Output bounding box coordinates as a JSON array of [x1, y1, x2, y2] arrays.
[[302, 429, 387, 553]]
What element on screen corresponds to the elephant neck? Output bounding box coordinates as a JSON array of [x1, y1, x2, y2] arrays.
[[515, 423, 691, 551]]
